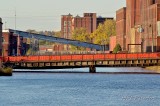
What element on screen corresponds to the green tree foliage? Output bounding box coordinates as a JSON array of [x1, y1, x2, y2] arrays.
[[91, 19, 116, 45], [72, 28, 90, 42], [71, 28, 90, 50], [26, 29, 38, 34], [54, 31, 61, 37], [113, 44, 122, 53]]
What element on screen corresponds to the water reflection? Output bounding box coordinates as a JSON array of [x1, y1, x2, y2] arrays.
[[13, 67, 154, 73]]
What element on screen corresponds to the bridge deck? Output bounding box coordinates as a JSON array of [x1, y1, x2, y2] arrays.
[[3, 53, 160, 72]]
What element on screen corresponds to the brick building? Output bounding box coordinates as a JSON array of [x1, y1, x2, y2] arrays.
[[72, 13, 97, 34], [110, 36, 116, 52], [2, 30, 29, 56], [125, 0, 141, 53], [61, 13, 113, 51], [61, 13, 73, 39], [116, 0, 160, 53], [61, 13, 98, 39], [116, 7, 126, 51]]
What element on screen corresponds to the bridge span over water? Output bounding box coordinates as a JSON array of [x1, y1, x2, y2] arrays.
[[3, 52, 160, 73], [9, 29, 108, 51]]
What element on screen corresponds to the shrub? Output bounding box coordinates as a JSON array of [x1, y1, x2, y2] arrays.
[[0, 67, 12, 76], [113, 44, 122, 53]]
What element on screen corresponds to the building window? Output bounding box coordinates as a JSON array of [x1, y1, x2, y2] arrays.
[[64, 27, 67, 32], [68, 27, 71, 33], [152, 0, 155, 4], [68, 21, 71, 26], [64, 33, 67, 38], [64, 21, 67, 26]]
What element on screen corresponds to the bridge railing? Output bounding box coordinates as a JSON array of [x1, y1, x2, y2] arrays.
[[2, 52, 160, 63], [33, 51, 110, 56]]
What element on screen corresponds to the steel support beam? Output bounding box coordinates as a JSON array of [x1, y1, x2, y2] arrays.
[[9, 29, 108, 51]]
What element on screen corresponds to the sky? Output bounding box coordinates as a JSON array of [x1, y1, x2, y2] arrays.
[[0, 0, 126, 31]]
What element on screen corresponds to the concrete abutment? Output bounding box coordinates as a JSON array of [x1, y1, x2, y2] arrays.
[[89, 65, 96, 73]]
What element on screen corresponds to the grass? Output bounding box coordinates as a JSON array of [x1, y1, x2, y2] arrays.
[[0, 67, 13, 76], [145, 66, 160, 73]]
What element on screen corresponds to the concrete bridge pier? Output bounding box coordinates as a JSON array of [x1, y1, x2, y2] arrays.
[[89, 65, 96, 73]]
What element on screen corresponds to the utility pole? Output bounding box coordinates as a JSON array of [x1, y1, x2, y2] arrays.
[[4, 22, 6, 30], [15, 8, 17, 31], [15, 8, 19, 56]]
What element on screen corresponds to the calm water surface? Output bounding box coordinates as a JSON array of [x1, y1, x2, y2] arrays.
[[0, 68, 160, 106]]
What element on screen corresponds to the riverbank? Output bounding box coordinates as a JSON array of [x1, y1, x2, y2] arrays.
[[0, 68, 12, 76], [145, 66, 160, 73]]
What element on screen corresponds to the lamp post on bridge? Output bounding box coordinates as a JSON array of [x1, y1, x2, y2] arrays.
[[149, 24, 154, 52], [136, 25, 144, 53]]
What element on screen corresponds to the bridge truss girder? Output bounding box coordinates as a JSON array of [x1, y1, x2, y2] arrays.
[[9, 29, 108, 51]]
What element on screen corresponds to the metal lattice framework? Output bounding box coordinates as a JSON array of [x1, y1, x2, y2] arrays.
[[9, 29, 109, 51]]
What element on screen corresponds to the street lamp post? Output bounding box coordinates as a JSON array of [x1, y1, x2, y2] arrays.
[[137, 25, 144, 53], [149, 24, 154, 52]]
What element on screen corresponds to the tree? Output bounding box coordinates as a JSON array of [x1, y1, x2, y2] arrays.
[[113, 44, 122, 53], [91, 20, 116, 45], [72, 28, 90, 42], [26, 29, 62, 45], [26, 29, 38, 34], [54, 31, 61, 37], [71, 28, 90, 50]]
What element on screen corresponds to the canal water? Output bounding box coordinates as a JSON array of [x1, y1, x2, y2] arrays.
[[0, 68, 160, 106]]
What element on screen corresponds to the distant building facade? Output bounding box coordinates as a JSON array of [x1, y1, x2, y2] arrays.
[[61, 13, 73, 39], [61, 13, 113, 38], [116, 0, 160, 53], [110, 36, 116, 52], [61, 13, 113, 51], [61, 13, 98, 39], [2, 30, 29, 56], [72, 13, 97, 34], [116, 7, 126, 51]]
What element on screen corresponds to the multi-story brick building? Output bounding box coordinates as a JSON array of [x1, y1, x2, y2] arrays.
[[61, 13, 98, 39], [2, 30, 29, 56], [125, 0, 142, 53], [116, 7, 126, 51], [72, 13, 97, 34], [61, 13, 113, 51], [116, 0, 160, 53], [61, 13, 73, 39]]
